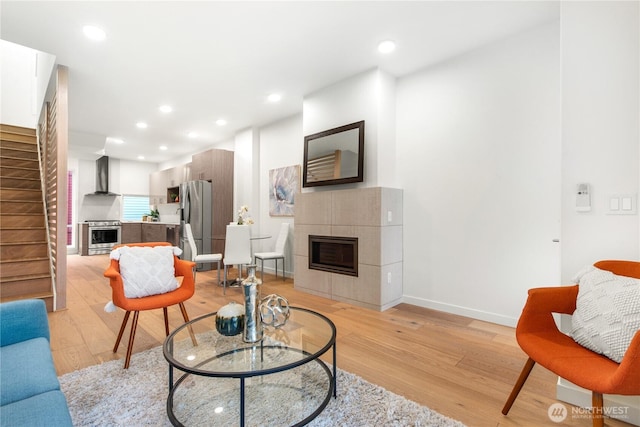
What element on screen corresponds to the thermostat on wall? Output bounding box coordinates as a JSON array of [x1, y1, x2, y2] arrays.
[[576, 183, 591, 212]]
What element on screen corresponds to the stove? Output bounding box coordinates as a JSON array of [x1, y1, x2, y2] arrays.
[[85, 220, 121, 227], [85, 220, 121, 254]]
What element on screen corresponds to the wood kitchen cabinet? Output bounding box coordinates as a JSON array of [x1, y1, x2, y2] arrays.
[[149, 164, 191, 205], [141, 223, 167, 242], [121, 223, 179, 245], [120, 223, 142, 244], [148, 148, 233, 256], [78, 223, 88, 256], [191, 149, 234, 255]]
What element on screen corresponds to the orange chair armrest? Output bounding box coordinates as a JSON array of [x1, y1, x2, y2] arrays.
[[524, 285, 579, 315], [516, 285, 579, 336], [174, 257, 196, 278]]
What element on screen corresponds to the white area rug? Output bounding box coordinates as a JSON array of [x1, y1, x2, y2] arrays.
[[59, 344, 465, 426]]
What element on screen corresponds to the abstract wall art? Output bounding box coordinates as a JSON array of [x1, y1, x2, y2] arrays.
[[269, 165, 300, 216]]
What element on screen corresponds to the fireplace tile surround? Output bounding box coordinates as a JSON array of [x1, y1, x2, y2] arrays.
[[294, 187, 403, 311]]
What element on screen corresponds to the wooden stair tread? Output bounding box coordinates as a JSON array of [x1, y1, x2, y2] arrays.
[[0, 292, 53, 303], [1, 165, 39, 171], [1, 273, 51, 282], [0, 241, 47, 246], [0, 176, 40, 181], [0, 257, 49, 264], [0, 226, 46, 230]]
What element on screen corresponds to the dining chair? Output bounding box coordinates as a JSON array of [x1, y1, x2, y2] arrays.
[[184, 223, 222, 285], [254, 222, 289, 282], [103, 242, 197, 369], [223, 224, 252, 294]]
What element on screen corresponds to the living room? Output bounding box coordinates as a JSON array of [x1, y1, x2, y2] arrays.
[[1, 1, 638, 426]]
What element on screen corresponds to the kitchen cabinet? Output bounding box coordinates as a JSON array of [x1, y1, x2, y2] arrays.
[[142, 223, 167, 242], [121, 223, 180, 245], [78, 223, 88, 256], [191, 149, 234, 255], [147, 148, 233, 255], [149, 164, 192, 205], [121, 223, 142, 244], [149, 169, 168, 205]]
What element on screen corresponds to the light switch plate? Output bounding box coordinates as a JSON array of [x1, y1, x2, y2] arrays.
[[607, 194, 637, 215]]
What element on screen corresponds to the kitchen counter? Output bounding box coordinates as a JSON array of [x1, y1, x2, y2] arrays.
[[120, 222, 180, 245]]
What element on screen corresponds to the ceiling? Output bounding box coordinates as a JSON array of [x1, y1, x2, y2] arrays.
[[1, 1, 559, 164]]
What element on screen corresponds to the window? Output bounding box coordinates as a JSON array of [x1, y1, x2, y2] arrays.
[[122, 195, 150, 221]]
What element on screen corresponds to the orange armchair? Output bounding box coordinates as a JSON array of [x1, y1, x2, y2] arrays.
[[104, 242, 197, 368], [502, 260, 640, 426]]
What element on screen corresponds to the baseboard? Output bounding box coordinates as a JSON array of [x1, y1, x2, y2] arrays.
[[556, 379, 640, 426], [401, 295, 517, 327]]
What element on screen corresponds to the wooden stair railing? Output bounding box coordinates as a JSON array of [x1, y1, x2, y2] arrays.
[[0, 124, 54, 311]]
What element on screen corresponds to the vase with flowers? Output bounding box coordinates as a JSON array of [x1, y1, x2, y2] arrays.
[[237, 205, 254, 225]]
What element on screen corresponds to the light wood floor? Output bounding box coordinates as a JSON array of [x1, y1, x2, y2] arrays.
[[49, 254, 633, 427]]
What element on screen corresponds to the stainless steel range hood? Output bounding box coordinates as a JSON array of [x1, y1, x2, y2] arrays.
[[85, 155, 119, 196]]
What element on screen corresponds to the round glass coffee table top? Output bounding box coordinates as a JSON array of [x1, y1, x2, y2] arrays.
[[163, 306, 337, 427]]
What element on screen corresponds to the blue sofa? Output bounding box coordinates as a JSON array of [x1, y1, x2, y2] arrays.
[[0, 299, 73, 426]]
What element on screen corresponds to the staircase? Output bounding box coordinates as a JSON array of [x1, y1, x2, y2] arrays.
[[0, 124, 53, 311]]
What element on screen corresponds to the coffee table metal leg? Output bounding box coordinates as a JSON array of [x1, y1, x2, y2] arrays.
[[240, 377, 245, 427], [333, 342, 337, 398]]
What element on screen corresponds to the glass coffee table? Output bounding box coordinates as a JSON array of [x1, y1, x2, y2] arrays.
[[163, 307, 337, 426]]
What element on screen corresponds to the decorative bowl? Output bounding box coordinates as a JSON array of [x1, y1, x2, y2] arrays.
[[215, 301, 245, 336]]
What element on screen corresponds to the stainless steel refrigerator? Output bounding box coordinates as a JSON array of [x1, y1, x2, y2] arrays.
[[179, 180, 212, 270]]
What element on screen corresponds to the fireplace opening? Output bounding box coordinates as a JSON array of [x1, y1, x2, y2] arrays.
[[309, 235, 358, 276]]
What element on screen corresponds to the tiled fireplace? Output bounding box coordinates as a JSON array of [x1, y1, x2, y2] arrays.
[[294, 187, 403, 311]]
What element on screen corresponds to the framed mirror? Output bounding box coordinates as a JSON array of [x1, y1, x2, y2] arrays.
[[303, 120, 364, 188]]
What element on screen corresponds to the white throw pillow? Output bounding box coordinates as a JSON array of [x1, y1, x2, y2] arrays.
[[570, 266, 640, 363], [116, 246, 179, 298]]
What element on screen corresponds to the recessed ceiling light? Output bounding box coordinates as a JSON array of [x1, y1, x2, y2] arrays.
[[187, 131, 198, 138], [136, 122, 148, 129], [83, 25, 106, 41], [267, 93, 282, 103], [215, 119, 227, 126], [137, 155, 145, 160], [159, 105, 173, 113], [377, 40, 396, 54], [159, 145, 168, 151], [105, 137, 124, 145]]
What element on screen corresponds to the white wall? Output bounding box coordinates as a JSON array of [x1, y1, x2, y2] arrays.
[[560, 1, 640, 280], [558, 2, 639, 421], [76, 157, 158, 223], [258, 114, 303, 276], [396, 21, 562, 326], [0, 40, 55, 128], [233, 128, 260, 226], [303, 68, 396, 189]]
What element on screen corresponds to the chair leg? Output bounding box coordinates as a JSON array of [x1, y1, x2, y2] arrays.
[[179, 302, 197, 346], [281, 257, 285, 281], [502, 357, 536, 415], [163, 307, 170, 336], [223, 264, 228, 295], [592, 392, 604, 427], [217, 260, 221, 286], [113, 310, 131, 352], [123, 311, 140, 369]]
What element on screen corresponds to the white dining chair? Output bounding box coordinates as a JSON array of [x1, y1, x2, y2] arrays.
[[223, 224, 252, 294], [254, 223, 289, 282], [184, 223, 222, 285]]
